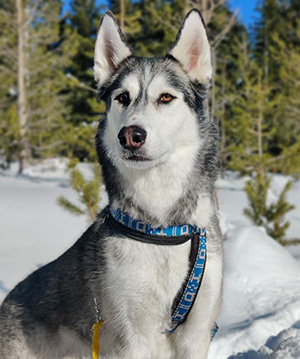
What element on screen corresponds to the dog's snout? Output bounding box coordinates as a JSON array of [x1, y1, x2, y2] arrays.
[[118, 126, 147, 150]]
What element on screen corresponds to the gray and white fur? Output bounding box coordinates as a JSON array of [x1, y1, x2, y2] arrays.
[[0, 9, 223, 359]]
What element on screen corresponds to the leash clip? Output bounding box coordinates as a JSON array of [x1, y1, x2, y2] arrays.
[[94, 297, 102, 323]]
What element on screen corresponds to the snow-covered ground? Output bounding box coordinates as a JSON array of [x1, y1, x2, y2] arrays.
[[0, 160, 300, 358]]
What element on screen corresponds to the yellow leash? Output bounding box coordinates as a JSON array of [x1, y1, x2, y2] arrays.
[[92, 320, 104, 359]]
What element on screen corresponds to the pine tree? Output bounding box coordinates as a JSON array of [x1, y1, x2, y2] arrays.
[[265, 180, 295, 244], [58, 160, 102, 222], [66, 0, 105, 161], [109, 0, 141, 37], [254, 0, 284, 84], [209, 9, 246, 174], [0, 0, 74, 171], [226, 34, 276, 174], [244, 171, 270, 227], [0, 0, 21, 166], [252, 0, 300, 174], [244, 172, 295, 244], [267, 21, 300, 175]]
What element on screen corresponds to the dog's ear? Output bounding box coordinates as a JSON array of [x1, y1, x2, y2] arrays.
[[168, 9, 212, 84], [94, 12, 133, 86]]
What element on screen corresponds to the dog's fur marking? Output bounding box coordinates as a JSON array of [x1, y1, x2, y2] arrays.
[[0, 9, 223, 359]]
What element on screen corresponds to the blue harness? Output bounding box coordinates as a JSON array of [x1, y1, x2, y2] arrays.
[[107, 208, 218, 338]]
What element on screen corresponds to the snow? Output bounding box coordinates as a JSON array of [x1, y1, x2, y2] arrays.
[[227, 323, 300, 359], [1, 161, 300, 358], [0, 160, 87, 298], [209, 225, 300, 359]]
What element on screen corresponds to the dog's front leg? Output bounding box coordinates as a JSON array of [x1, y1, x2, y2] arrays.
[[105, 336, 152, 359], [172, 251, 223, 359], [100, 308, 166, 359], [101, 328, 158, 359]]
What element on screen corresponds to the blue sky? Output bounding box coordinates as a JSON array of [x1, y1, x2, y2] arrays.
[[63, 0, 258, 28], [230, 0, 258, 27]]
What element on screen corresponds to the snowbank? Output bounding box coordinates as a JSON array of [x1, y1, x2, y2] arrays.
[[0, 159, 88, 301], [228, 322, 300, 359], [209, 225, 300, 358]]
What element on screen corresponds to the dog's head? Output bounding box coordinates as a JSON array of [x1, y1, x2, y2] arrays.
[[94, 10, 214, 174]]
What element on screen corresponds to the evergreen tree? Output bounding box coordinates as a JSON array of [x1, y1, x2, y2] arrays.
[[254, 0, 283, 84], [244, 171, 270, 227], [244, 172, 295, 244], [268, 20, 300, 175], [252, 0, 300, 174], [66, 0, 105, 161], [0, 0, 21, 166], [58, 160, 102, 222], [0, 0, 74, 171], [109, 0, 141, 37], [265, 180, 295, 244], [209, 8, 246, 174], [226, 34, 275, 174]]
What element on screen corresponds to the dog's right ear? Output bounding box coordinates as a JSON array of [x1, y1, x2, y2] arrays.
[[94, 12, 133, 86]]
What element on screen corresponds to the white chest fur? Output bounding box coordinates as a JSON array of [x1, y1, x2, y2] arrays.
[[101, 236, 190, 340]]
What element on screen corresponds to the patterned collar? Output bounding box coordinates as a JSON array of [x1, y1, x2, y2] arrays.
[[109, 207, 199, 237]]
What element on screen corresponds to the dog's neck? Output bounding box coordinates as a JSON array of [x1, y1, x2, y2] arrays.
[[109, 154, 215, 229]]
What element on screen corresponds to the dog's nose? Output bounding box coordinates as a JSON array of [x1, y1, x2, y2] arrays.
[[118, 126, 147, 150]]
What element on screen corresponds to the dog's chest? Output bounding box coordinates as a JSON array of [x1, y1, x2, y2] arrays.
[[102, 236, 191, 329]]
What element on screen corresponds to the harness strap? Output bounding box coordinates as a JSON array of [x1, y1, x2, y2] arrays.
[[171, 232, 200, 314], [166, 229, 207, 333]]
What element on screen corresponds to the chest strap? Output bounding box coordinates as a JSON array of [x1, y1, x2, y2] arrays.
[[166, 229, 206, 333]]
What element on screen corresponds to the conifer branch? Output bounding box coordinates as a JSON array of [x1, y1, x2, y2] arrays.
[[58, 196, 85, 216], [212, 10, 237, 49], [66, 73, 97, 94]]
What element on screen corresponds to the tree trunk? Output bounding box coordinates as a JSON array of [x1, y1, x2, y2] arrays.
[[257, 75, 263, 165], [184, 0, 191, 14], [201, 0, 208, 22], [16, 0, 29, 173], [120, 0, 125, 34], [258, 102, 263, 161]]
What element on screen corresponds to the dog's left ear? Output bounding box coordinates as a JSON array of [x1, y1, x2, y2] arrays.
[[94, 11, 133, 86], [168, 9, 212, 84]]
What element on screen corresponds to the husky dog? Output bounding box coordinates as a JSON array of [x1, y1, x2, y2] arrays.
[[0, 9, 222, 359]]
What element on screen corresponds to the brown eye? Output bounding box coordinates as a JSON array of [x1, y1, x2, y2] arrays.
[[115, 92, 130, 106], [159, 93, 175, 104]]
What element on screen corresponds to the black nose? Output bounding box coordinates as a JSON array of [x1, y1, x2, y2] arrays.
[[118, 126, 147, 150]]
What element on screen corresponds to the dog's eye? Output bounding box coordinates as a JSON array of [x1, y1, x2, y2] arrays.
[[159, 93, 175, 104], [115, 92, 130, 106]]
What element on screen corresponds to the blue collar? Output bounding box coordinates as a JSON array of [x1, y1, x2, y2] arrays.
[[109, 207, 199, 237]]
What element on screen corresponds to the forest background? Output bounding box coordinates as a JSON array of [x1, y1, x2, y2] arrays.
[[0, 0, 300, 234], [1, 0, 299, 175]]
